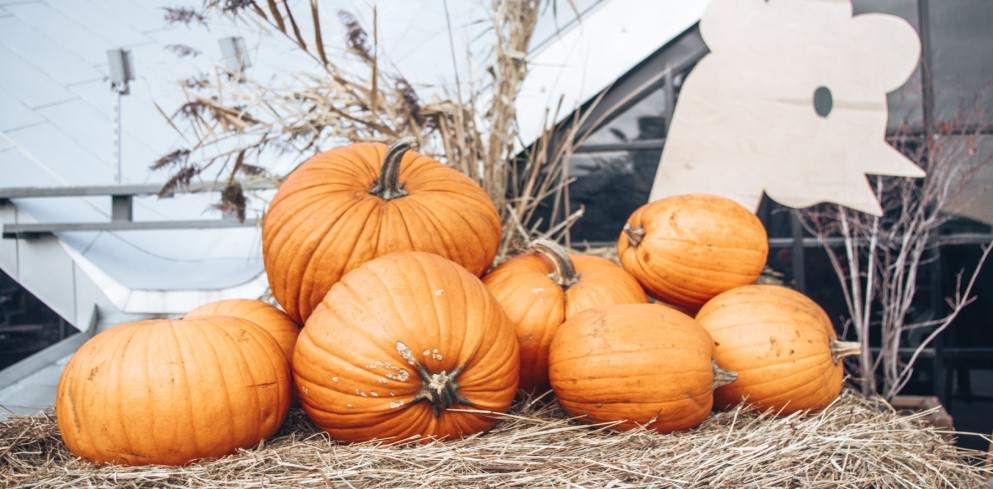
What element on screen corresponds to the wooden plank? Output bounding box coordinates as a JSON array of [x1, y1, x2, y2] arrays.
[[0, 180, 278, 200], [3, 219, 260, 239]]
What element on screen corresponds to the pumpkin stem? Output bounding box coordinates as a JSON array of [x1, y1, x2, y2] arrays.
[[395, 341, 473, 416], [623, 224, 645, 247], [370, 137, 417, 200], [530, 239, 581, 289], [830, 340, 861, 363], [712, 361, 738, 389]]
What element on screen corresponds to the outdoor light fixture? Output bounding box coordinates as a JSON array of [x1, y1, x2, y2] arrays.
[[219, 36, 251, 75], [106, 48, 135, 95]]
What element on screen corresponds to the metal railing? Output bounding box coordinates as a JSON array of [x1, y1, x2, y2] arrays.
[[0, 180, 278, 239]]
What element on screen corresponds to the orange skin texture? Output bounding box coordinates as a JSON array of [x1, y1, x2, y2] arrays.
[[262, 143, 501, 323], [55, 317, 292, 466], [548, 303, 718, 433], [696, 285, 843, 413], [483, 253, 647, 392], [293, 252, 519, 442], [186, 299, 300, 364], [617, 193, 768, 311]]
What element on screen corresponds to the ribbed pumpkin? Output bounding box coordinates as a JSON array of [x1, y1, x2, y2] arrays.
[[483, 240, 647, 392], [695, 285, 860, 413], [294, 251, 519, 442], [548, 303, 737, 433], [617, 193, 768, 311], [186, 299, 300, 363], [56, 317, 291, 466], [263, 139, 501, 323]]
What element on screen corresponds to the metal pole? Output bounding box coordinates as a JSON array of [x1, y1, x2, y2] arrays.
[[113, 90, 122, 183]]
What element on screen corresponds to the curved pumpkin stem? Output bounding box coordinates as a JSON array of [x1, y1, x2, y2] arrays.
[[830, 340, 861, 364], [370, 137, 417, 200], [530, 239, 581, 289], [395, 341, 473, 416], [712, 361, 738, 389], [623, 224, 645, 247]]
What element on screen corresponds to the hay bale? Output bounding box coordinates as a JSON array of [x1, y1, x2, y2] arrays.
[[1, 391, 988, 488]]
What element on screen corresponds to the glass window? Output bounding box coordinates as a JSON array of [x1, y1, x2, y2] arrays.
[[927, 1, 993, 121]]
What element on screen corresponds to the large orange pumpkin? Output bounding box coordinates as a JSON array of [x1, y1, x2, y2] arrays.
[[56, 317, 291, 466], [483, 239, 646, 392], [293, 251, 519, 442], [548, 303, 736, 433], [695, 285, 860, 413], [186, 299, 300, 363], [617, 193, 768, 311], [263, 139, 501, 323]]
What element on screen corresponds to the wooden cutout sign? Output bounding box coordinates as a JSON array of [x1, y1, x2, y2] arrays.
[[649, 0, 924, 216]]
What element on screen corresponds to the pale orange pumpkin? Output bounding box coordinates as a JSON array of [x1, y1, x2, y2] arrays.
[[293, 251, 519, 442], [186, 299, 299, 363], [483, 240, 646, 392], [695, 285, 860, 413], [617, 193, 768, 311], [548, 303, 736, 433], [263, 139, 501, 323], [56, 317, 291, 466]]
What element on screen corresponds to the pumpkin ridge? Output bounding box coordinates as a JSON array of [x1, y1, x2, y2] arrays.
[[165, 320, 202, 458], [192, 320, 245, 451], [734, 369, 836, 411], [412, 193, 496, 274], [214, 319, 266, 445], [643, 235, 768, 255], [269, 196, 364, 320], [625, 254, 703, 305], [403, 197, 472, 270], [294, 198, 381, 319], [720, 354, 831, 384], [235, 318, 291, 436], [111, 325, 142, 461], [636, 249, 765, 280], [393, 199, 464, 271]]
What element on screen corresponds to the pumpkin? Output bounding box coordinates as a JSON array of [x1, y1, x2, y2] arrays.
[[483, 239, 647, 392], [56, 317, 291, 466], [617, 193, 768, 311], [186, 299, 300, 363], [263, 138, 502, 323], [548, 303, 736, 433], [293, 251, 519, 442], [695, 285, 860, 413]]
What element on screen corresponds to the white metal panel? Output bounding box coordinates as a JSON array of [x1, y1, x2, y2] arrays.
[[0, 43, 74, 108], [0, 86, 43, 131], [3, 122, 113, 184], [4, 1, 136, 65], [16, 235, 77, 324], [516, 0, 708, 146], [0, 202, 19, 276], [45, 0, 151, 47], [0, 16, 102, 85]]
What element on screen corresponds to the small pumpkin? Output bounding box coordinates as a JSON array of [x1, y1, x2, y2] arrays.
[[548, 303, 736, 433], [483, 239, 647, 392], [56, 317, 291, 466], [695, 285, 860, 413], [186, 299, 300, 363], [294, 251, 519, 442], [617, 193, 768, 311], [263, 138, 502, 323]]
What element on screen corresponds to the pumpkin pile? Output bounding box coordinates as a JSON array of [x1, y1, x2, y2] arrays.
[[55, 141, 858, 467]]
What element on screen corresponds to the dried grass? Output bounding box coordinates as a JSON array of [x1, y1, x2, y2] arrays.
[[2, 391, 989, 488]]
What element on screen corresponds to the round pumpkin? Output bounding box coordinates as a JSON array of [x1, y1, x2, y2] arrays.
[[56, 317, 292, 466], [186, 299, 300, 363], [483, 239, 647, 392], [548, 303, 736, 433], [263, 138, 502, 323], [294, 251, 519, 442], [617, 193, 768, 311], [695, 285, 860, 413]]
